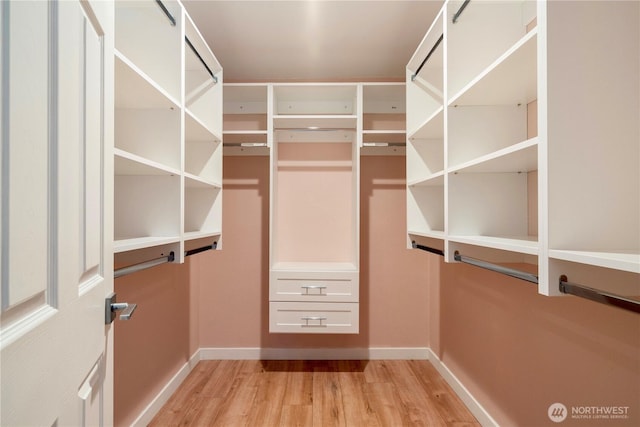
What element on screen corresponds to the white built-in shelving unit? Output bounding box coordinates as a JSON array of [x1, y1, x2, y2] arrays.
[[114, 0, 223, 264], [407, 0, 639, 299], [269, 84, 360, 333], [361, 83, 406, 156], [221, 81, 408, 333]]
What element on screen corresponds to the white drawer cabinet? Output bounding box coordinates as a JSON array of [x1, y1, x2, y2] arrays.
[[270, 270, 359, 303], [269, 302, 359, 334]]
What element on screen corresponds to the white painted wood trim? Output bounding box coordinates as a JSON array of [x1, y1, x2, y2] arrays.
[[199, 347, 429, 360], [130, 350, 201, 427], [426, 348, 498, 427]]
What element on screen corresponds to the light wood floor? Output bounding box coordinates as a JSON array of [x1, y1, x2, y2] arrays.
[[150, 359, 479, 426]]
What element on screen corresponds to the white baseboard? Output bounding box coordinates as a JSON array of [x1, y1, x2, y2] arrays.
[[426, 348, 498, 427], [130, 350, 201, 427], [199, 346, 430, 360]]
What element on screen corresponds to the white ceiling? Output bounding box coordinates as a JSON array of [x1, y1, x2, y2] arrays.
[[182, 0, 443, 82]]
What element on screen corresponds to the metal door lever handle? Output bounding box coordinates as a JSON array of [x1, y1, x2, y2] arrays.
[[111, 302, 137, 320], [105, 293, 137, 323]]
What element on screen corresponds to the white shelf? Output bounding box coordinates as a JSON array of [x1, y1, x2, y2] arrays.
[[408, 172, 444, 187], [114, 236, 180, 254], [449, 137, 538, 174], [275, 129, 355, 144], [184, 173, 221, 189], [449, 30, 537, 107], [274, 115, 358, 130], [115, 51, 179, 109], [549, 250, 640, 274], [408, 230, 445, 240], [448, 235, 539, 256], [408, 106, 444, 140], [272, 262, 358, 273], [114, 149, 180, 176], [185, 110, 220, 143], [183, 230, 222, 243]]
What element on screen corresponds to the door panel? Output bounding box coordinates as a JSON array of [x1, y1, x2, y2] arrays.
[[0, 1, 113, 425]]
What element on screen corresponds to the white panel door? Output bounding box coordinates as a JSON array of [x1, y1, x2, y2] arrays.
[[0, 0, 114, 425]]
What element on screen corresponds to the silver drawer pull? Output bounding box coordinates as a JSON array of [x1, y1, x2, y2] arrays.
[[301, 285, 327, 295], [301, 316, 327, 327]]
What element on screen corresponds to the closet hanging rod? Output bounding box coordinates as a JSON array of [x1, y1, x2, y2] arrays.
[[412, 241, 445, 257], [185, 241, 217, 257], [185, 36, 218, 84], [223, 142, 268, 147], [411, 34, 444, 82], [363, 142, 405, 147], [114, 251, 175, 279], [155, 0, 176, 26], [452, 0, 471, 24], [559, 276, 640, 314], [454, 251, 539, 284]]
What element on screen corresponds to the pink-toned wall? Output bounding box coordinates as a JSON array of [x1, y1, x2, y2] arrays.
[[114, 261, 195, 427], [114, 154, 640, 426], [113, 154, 430, 425], [427, 255, 640, 426], [193, 155, 430, 348]]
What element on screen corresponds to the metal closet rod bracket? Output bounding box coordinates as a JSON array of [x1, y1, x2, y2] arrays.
[[412, 241, 445, 257], [453, 251, 539, 284], [559, 275, 640, 314]]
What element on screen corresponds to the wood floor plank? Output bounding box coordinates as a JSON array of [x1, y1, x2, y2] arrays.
[[280, 404, 313, 427], [312, 369, 347, 427], [365, 381, 406, 426], [150, 359, 480, 426], [386, 360, 448, 426], [407, 360, 481, 425]]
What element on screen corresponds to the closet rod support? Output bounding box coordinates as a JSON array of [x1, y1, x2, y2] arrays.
[[155, 0, 176, 26], [559, 276, 640, 314], [185, 36, 218, 83], [185, 241, 218, 257], [411, 34, 443, 82], [452, 0, 471, 24], [412, 241, 444, 257], [453, 251, 538, 284], [114, 251, 175, 279]]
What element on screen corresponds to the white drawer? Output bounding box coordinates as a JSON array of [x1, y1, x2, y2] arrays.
[[270, 270, 358, 302], [269, 302, 359, 334]]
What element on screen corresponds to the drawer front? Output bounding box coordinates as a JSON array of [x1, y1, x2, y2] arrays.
[[269, 302, 359, 334], [270, 271, 359, 302]]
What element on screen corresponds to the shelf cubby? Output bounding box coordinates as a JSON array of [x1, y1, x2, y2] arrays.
[[273, 84, 358, 116], [114, 174, 181, 247], [407, 183, 445, 239], [447, 0, 536, 100], [115, 0, 182, 103]]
